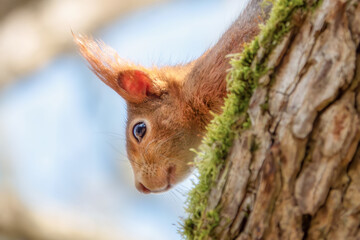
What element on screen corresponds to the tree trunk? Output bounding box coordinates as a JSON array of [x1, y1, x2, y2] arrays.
[[185, 0, 360, 239]]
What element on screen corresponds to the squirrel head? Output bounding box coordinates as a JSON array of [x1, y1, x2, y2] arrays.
[[75, 35, 201, 193]]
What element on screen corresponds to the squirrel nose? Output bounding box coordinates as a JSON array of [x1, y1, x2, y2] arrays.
[[135, 182, 151, 194]]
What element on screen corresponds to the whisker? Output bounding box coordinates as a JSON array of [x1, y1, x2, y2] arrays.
[[174, 188, 187, 197], [143, 137, 158, 155], [155, 131, 183, 151], [95, 131, 127, 141]]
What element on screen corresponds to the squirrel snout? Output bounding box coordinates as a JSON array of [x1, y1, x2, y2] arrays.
[[135, 182, 151, 194], [135, 165, 176, 194]]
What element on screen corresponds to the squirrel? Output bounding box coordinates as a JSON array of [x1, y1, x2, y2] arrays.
[[75, 0, 269, 194]]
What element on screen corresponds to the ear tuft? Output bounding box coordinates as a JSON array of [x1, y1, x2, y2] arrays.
[[74, 33, 123, 91], [73, 33, 157, 103]]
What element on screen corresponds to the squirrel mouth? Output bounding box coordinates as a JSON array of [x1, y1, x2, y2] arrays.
[[137, 165, 176, 194], [150, 183, 173, 193], [167, 165, 176, 184], [164, 183, 172, 191], [151, 165, 176, 193], [143, 183, 172, 194]]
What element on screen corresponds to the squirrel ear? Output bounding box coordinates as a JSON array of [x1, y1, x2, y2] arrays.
[[74, 34, 159, 103], [117, 70, 154, 103]]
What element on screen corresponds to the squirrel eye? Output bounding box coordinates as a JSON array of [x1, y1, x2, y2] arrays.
[[133, 122, 146, 142]]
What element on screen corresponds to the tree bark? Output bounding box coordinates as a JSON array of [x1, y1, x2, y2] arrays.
[[200, 0, 360, 239]]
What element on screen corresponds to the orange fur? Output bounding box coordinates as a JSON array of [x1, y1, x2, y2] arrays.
[[74, 0, 269, 193]]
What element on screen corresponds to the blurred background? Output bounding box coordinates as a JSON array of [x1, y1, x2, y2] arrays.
[[0, 0, 246, 239]]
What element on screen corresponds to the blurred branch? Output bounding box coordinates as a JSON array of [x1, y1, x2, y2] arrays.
[[0, 192, 131, 240], [0, 0, 35, 20], [0, 0, 168, 88]]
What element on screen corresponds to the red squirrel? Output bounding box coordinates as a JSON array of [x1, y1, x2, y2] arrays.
[[75, 0, 268, 194]]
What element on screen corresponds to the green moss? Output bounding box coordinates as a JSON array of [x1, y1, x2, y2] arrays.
[[181, 0, 311, 239], [310, 0, 323, 12]]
